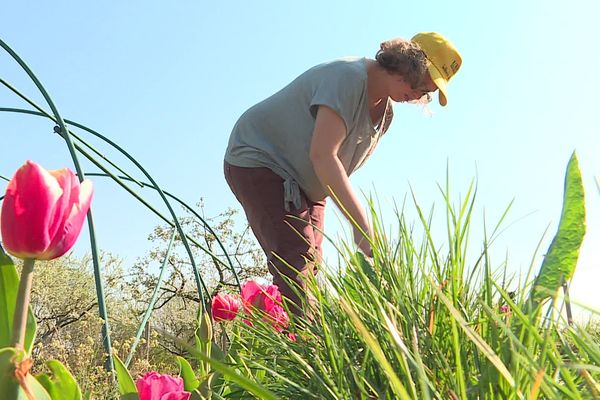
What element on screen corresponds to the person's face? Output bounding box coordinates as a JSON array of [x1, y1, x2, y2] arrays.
[[388, 71, 438, 103]]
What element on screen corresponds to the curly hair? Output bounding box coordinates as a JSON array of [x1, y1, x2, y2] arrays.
[[375, 38, 429, 89]]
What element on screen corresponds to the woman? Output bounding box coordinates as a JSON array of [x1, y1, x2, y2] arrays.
[[224, 32, 462, 316]]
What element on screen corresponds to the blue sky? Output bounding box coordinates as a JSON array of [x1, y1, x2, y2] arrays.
[[1, 1, 598, 313]]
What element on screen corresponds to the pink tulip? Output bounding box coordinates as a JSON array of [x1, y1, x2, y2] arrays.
[[211, 293, 240, 322], [1, 161, 93, 260], [241, 280, 283, 314], [136, 372, 191, 400], [266, 304, 290, 332], [241, 280, 290, 331], [287, 332, 297, 342]]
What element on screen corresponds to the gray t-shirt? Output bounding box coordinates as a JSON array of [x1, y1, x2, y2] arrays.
[[224, 57, 393, 210]]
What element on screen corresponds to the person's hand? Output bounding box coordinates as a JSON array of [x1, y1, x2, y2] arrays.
[[353, 226, 373, 258]]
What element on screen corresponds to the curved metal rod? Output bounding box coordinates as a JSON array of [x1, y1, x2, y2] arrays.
[[0, 106, 240, 291], [0, 38, 114, 373], [0, 80, 209, 300], [84, 173, 243, 282], [125, 229, 177, 368], [1, 168, 239, 284], [59, 120, 239, 293], [0, 78, 144, 187], [0, 98, 224, 302]]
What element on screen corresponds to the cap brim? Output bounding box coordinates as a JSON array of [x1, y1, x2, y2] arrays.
[[427, 64, 449, 106]]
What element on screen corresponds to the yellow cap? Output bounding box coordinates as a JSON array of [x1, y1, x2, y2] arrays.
[[411, 32, 462, 106]]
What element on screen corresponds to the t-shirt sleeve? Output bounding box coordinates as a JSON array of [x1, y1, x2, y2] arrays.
[[309, 65, 364, 134]]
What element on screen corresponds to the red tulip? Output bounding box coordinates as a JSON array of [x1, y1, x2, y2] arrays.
[[211, 293, 240, 322], [1, 160, 93, 260], [136, 372, 191, 400]]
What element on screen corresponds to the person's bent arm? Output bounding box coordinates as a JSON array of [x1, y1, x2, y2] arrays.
[[309, 105, 372, 256]]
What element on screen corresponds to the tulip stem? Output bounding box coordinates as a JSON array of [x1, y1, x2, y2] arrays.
[[12, 258, 35, 351]]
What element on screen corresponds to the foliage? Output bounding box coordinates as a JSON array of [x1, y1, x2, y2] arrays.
[[532, 152, 586, 304], [24, 253, 130, 398], [0, 249, 36, 353], [191, 157, 598, 399], [15, 205, 267, 398], [122, 203, 268, 357], [1, 146, 597, 399]]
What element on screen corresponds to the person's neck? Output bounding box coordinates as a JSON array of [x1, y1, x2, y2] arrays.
[[366, 60, 390, 108]]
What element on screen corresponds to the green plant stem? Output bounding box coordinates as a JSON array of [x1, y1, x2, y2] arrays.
[[563, 283, 573, 326], [124, 229, 177, 368], [0, 39, 115, 375], [11, 258, 35, 350]]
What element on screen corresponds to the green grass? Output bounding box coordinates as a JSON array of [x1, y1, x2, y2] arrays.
[[202, 174, 598, 399]]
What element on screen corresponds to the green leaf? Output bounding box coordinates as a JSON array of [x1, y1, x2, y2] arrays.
[[36, 359, 81, 399], [194, 333, 203, 355], [431, 282, 517, 389], [210, 342, 225, 363], [208, 370, 224, 395], [113, 354, 139, 399], [532, 152, 586, 303], [190, 388, 204, 400], [198, 311, 213, 344], [339, 298, 412, 400], [0, 247, 37, 353], [355, 251, 379, 287], [173, 339, 279, 400], [0, 347, 52, 399], [198, 372, 217, 399], [177, 355, 200, 391]]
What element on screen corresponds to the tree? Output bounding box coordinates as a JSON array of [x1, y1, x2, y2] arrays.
[[24, 202, 268, 397], [124, 201, 269, 356], [27, 252, 130, 397]]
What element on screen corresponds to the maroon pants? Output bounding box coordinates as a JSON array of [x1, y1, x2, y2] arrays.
[[224, 161, 325, 315]]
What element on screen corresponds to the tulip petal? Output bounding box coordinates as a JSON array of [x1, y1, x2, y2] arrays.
[[160, 392, 191, 400], [241, 280, 264, 313], [46, 168, 75, 240], [1, 161, 63, 259], [266, 304, 289, 332], [212, 293, 240, 321], [136, 372, 188, 400], [39, 179, 93, 260], [262, 285, 283, 313], [241, 280, 262, 302]]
